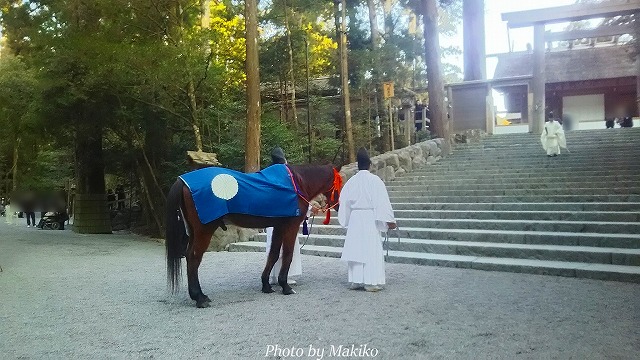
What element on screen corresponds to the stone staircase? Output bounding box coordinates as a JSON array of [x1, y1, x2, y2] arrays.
[[230, 128, 640, 282]]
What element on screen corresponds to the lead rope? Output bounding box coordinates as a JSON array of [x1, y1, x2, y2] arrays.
[[301, 214, 315, 250], [383, 226, 401, 262]]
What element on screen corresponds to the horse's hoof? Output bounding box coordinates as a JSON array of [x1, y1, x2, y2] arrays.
[[196, 301, 210, 308], [202, 296, 211, 304], [262, 285, 275, 293], [282, 287, 296, 295]]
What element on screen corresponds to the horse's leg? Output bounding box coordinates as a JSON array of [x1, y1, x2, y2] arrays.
[[278, 222, 300, 295], [186, 230, 213, 307], [182, 187, 214, 308], [261, 227, 283, 294]]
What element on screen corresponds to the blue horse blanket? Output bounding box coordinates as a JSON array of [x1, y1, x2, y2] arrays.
[[179, 164, 301, 224]]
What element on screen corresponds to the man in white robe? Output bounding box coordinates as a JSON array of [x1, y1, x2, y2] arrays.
[[265, 147, 303, 285], [338, 147, 396, 292], [540, 115, 567, 157]]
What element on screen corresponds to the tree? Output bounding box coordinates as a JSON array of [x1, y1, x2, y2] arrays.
[[245, 0, 262, 172], [421, 0, 448, 143], [337, 0, 356, 162], [0, 54, 38, 192], [463, 0, 485, 81]]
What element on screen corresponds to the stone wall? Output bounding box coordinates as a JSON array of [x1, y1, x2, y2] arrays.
[[339, 138, 445, 184]]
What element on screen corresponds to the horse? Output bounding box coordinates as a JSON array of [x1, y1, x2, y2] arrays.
[[165, 164, 342, 308]]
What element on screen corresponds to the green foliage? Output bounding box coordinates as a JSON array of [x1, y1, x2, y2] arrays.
[[18, 149, 73, 191]]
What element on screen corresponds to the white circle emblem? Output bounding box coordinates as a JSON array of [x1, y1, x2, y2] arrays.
[[211, 174, 239, 200]]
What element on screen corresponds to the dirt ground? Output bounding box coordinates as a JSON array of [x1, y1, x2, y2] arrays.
[[1, 221, 638, 359]]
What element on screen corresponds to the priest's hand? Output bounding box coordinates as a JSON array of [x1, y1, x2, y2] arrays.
[[387, 222, 397, 230]]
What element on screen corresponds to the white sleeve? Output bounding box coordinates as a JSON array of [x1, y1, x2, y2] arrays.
[[372, 178, 395, 232], [337, 183, 351, 228]]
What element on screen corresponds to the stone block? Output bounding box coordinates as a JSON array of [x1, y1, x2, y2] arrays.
[[397, 151, 412, 172], [210, 225, 259, 251], [412, 156, 427, 168], [426, 140, 442, 157], [418, 141, 431, 156], [383, 153, 400, 169], [371, 157, 386, 172]]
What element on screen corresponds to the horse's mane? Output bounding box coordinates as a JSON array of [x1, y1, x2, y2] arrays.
[[287, 164, 334, 199]]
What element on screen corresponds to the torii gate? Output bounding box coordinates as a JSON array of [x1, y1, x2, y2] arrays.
[[502, 0, 640, 134]]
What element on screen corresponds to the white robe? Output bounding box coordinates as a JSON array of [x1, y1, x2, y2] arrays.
[[338, 170, 395, 286], [540, 120, 567, 156], [265, 214, 307, 280], [5, 204, 14, 225]]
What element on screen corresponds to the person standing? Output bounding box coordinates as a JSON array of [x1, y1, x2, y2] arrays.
[[540, 112, 567, 157], [116, 185, 125, 210], [22, 192, 37, 228], [338, 147, 396, 292], [265, 147, 304, 285]]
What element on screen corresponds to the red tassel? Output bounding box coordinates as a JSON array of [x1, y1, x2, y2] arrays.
[[323, 208, 331, 225]]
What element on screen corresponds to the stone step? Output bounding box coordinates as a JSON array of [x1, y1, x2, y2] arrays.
[[406, 169, 640, 178], [319, 217, 640, 234], [415, 164, 640, 171], [458, 145, 640, 153], [388, 194, 640, 203], [388, 188, 640, 197], [432, 160, 640, 168], [304, 225, 640, 248], [245, 235, 640, 266], [387, 183, 640, 192], [228, 242, 640, 283], [443, 152, 640, 159], [466, 139, 640, 145], [473, 137, 640, 144], [428, 165, 640, 172], [390, 202, 640, 211], [389, 209, 640, 222], [391, 175, 640, 185]]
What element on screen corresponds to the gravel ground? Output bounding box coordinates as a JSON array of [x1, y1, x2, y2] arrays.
[[1, 220, 639, 360]]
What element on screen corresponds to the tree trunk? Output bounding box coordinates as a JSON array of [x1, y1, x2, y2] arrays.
[[201, 0, 210, 29], [73, 110, 111, 234], [11, 138, 19, 191], [284, 0, 298, 128], [463, 0, 486, 81], [68, 1, 110, 234], [188, 81, 204, 152], [245, 0, 261, 172], [422, 0, 448, 142], [367, 0, 389, 152], [136, 158, 163, 236], [337, 0, 355, 163]]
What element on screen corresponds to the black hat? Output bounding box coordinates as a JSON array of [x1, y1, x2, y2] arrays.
[[271, 147, 287, 164], [357, 147, 371, 170]]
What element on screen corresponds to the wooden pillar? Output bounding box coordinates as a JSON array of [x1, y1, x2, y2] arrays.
[[422, 107, 427, 131], [532, 23, 546, 134], [389, 101, 395, 150], [404, 106, 412, 145], [527, 82, 534, 133], [446, 86, 453, 135], [486, 83, 494, 135]]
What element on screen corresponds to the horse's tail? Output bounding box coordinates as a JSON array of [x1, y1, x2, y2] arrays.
[[166, 178, 186, 293]]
